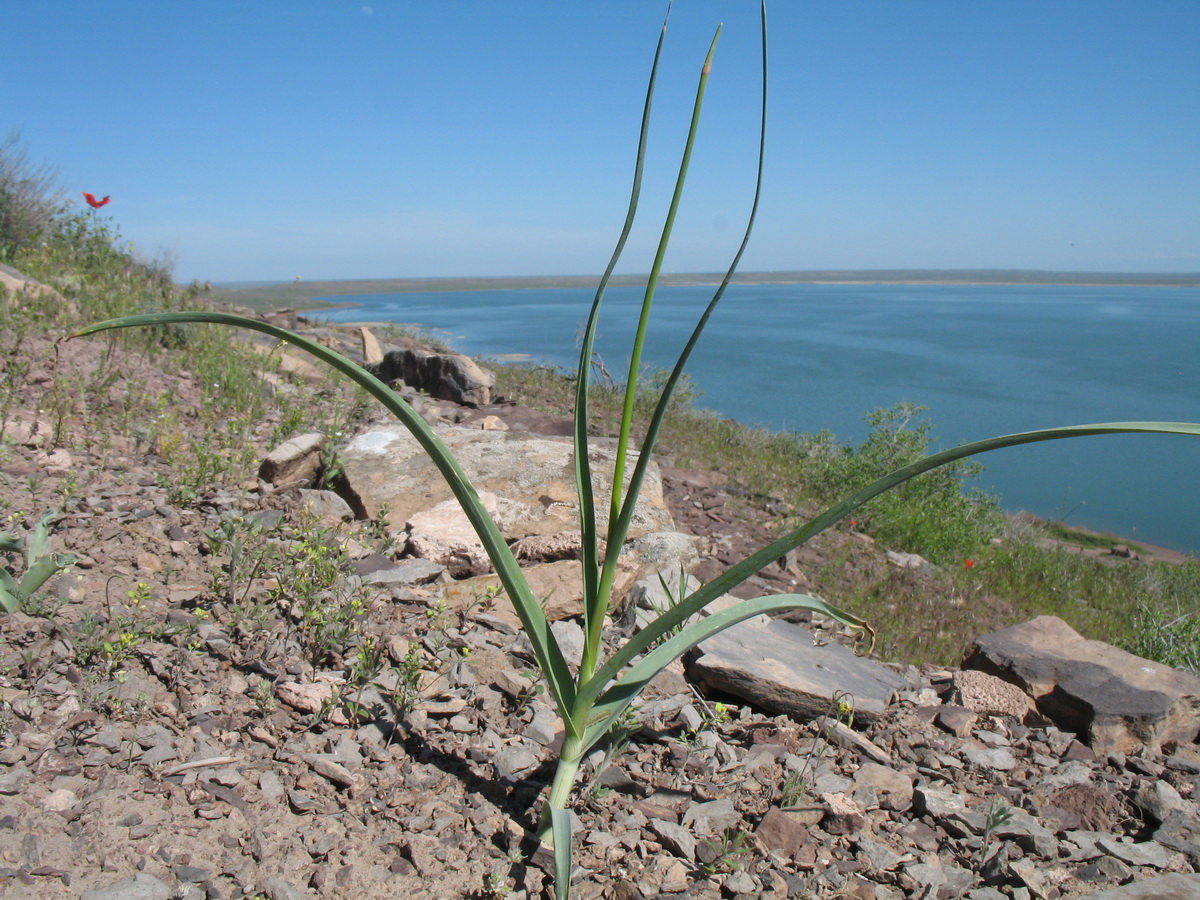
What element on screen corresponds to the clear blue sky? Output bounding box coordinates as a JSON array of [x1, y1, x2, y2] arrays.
[[6, 1, 1198, 283]]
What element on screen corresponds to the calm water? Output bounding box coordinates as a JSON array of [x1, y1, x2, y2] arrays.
[[318, 283, 1200, 554]]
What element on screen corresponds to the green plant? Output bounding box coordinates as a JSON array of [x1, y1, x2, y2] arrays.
[[779, 770, 809, 808], [978, 798, 1014, 861], [71, 7, 1200, 898], [701, 827, 755, 876], [1125, 602, 1200, 674], [0, 130, 64, 263], [0, 508, 79, 614]]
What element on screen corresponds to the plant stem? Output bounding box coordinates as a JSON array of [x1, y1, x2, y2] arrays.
[[540, 732, 585, 843]]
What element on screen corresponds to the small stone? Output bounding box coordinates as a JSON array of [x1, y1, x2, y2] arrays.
[[937, 705, 978, 737], [822, 792, 868, 835], [682, 798, 741, 835], [649, 818, 696, 860], [756, 806, 810, 858], [41, 788, 78, 811], [852, 762, 913, 812], [723, 870, 757, 894], [174, 865, 210, 883], [1096, 836, 1175, 869], [263, 877, 309, 900], [1134, 778, 1185, 824], [493, 743, 541, 780], [80, 873, 172, 900], [656, 858, 690, 893], [856, 836, 901, 872], [309, 756, 355, 788], [964, 746, 1018, 771], [914, 786, 967, 818]]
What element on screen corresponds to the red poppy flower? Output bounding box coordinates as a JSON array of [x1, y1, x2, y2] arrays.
[[82, 192, 111, 208], [964, 559, 975, 568]]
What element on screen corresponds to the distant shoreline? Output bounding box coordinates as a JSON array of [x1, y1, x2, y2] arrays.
[[210, 269, 1200, 311]]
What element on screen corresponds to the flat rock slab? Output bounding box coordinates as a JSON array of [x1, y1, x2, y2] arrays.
[[341, 424, 673, 543], [1073, 873, 1200, 899], [689, 618, 906, 723], [963, 615, 1200, 754]]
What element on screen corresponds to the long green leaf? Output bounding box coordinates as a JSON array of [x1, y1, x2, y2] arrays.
[[606, 27, 721, 543], [575, 7, 671, 682], [19, 553, 78, 600], [579, 592, 864, 754], [598, 1, 769, 605], [27, 509, 60, 562], [550, 804, 573, 900], [579, 420, 1200, 714], [0, 575, 19, 614], [71, 312, 578, 719], [583, 26, 723, 686]]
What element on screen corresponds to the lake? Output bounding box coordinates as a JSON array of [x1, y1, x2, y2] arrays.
[[316, 283, 1200, 555]]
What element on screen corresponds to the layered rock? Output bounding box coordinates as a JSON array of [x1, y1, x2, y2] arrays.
[[963, 615, 1200, 754]]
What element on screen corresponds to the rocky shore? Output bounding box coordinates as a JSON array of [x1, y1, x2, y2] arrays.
[[2, 291, 1199, 899]]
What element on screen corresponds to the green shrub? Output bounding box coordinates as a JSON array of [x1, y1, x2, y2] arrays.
[[0, 130, 64, 263], [802, 404, 998, 563]]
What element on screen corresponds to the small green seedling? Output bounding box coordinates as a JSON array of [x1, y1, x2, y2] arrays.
[[0, 508, 79, 614]]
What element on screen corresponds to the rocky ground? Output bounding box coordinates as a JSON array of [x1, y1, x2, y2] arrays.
[[2, 301, 1200, 900]]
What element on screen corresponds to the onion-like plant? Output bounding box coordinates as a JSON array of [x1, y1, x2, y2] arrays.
[[0, 509, 79, 615], [71, 5, 1200, 897]]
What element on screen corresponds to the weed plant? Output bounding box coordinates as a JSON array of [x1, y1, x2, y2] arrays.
[[68, 7, 1200, 898]]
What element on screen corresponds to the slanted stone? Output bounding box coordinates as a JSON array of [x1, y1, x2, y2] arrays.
[[1134, 779, 1187, 825], [963, 615, 1200, 753], [1096, 836, 1176, 869], [360, 326, 384, 365], [852, 762, 913, 812], [964, 745, 1018, 772], [406, 495, 496, 577], [373, 345, 494, 406], [952, 669, 1038, 720], [855, 835, 902, 873], [755, 807, 810, 859], [1074, 874, 1200, 899], [937, 704, 978, 737], [690, 618, 905, 723], [994, 808, 1059, 858], [681, 798, 741, 835], [258, 432, 326, 486], [649, 818, 696, 860], [820, 718, 891, 764], [298, 488, 354, 522], [80, 874, 172, 900], [1156, 809, 1200, 865], [340, 424, 673, 543], [913, 785, 968, 819], [364, 558, 446, 586], [822, 792, 868, 835]]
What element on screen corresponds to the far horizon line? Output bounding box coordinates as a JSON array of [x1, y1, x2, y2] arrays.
[[211, 267, 1200, 293]]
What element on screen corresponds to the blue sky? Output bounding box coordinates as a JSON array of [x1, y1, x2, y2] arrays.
[[6, 1, 1198, 283]]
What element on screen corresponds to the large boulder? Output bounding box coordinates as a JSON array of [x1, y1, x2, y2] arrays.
[[372, 346, 494, 406], [689, 618, 906, 724], [340, 424, 673, 548], [963, 615, 1200, 754]]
